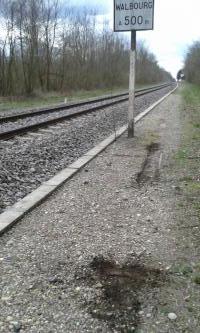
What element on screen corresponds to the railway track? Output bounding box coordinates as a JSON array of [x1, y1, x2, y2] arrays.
[[0, 83, 172, 140], [0, 83, 175, 214]]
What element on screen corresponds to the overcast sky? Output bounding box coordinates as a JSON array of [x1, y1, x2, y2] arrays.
[[69, 0, 200, 78]]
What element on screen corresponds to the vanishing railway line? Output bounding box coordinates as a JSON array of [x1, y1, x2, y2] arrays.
[[0, 83, 171, 140]]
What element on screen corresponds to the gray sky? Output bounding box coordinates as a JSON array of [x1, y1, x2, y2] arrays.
[[70, 0, 200, 77]]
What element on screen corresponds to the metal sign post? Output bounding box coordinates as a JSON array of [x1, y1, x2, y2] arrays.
[[128, 30, 136, 137], [114, 0, 154, 137]]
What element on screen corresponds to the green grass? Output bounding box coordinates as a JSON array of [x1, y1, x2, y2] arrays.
[[176, 149, 188, 160], [176, 83, 200, 223], [192, 123, 200, 128], [0, 82, 168, 113], [0, 94, 64, 112], [193, 275, 200, 285], [176, 83, 200, 164], [181, 83, 200, 105], [192, 263, 200, 285], [187, 181, 200, 191], [180, 176, 193, 182], [171, 263, 193, 276], [0, 87, 128, 113]]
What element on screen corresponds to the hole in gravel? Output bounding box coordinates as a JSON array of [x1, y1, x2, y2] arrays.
[[136, 142, 160, 186], [146, 142, 160, 153], [77, 255, 166, 332], [90, 255, 162, 287]]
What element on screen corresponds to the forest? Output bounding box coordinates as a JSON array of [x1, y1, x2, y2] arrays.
[[184, 41, 200, 85], [0, 0, 172, 97]]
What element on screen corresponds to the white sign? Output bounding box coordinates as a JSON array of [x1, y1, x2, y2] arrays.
[[114, 0, 154, 31]]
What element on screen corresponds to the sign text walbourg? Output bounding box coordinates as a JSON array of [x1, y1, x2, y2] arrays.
[[114, 0, 154, 31]]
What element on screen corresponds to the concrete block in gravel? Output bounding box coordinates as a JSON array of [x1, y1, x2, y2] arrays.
[[84, 138, 115, 156], [115, 125, 128, 136], [84, 145, 106, 156], [44, 168, 78, 186], [0, 210, 23, 232], [85, 126, 128, 156], [68, 155, 95, 169], [96, 134, 116, 147], [12, 184, 57, 212]]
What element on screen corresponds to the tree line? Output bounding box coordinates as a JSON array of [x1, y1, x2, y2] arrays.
[[0, 0, 172, 97], [184, 41, 200, 85]]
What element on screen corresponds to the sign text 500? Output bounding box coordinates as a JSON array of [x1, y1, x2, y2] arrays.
[[125, 15, 144, 26]]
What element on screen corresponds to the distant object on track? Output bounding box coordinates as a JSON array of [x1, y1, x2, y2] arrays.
[[177, 69, 185, 81]]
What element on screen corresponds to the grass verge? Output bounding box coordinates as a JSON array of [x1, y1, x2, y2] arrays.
[[0, 82, 167, 113], [181, 83, 200, 106], [0, 87, 127, 113], [176, 83, 200, 287]]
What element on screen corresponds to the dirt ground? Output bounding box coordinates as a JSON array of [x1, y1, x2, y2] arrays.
[[126, 86, 200, 332], [79, 87, 200, 333], [0, 86, 200, 333]]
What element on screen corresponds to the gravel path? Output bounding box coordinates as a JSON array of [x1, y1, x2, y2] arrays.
[[0, 86, 173, 213], [1, 88, 197, 333]]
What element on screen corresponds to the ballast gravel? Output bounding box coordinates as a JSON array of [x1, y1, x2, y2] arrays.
[[1, 89, 193, 333], [0, 86, 174, 213]]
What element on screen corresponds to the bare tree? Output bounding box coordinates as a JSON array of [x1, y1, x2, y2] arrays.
[[184, 41, 200, 84], [0, 1, 173, 97]]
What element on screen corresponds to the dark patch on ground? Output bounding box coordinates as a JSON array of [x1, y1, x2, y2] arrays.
[[146, 142, 160, 153], [76, 255, 166, 332], [136, 142, 161, 185]]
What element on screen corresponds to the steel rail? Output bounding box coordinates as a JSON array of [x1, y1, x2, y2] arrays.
[[0, 82, 170, 123], [0, 83, 173, 141]]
